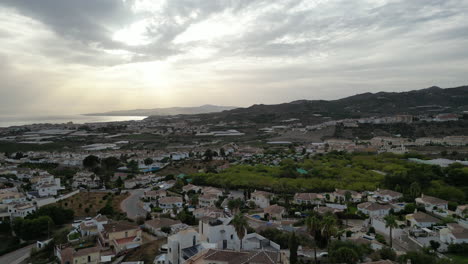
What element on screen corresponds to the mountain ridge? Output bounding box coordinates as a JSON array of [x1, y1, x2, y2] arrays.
[[84, 104, 237, 116]]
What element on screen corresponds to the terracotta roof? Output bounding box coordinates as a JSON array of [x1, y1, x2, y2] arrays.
[[264, 204, 285, 215], [358, 202, 392, 211], [103, 222, 139, 233], [74, 246, 100, 257], [252, 191, 273, 198], [419, 195, 448, 205], [412, 212, 439, 223], [294, 193, 324, 201], [199, 193, 218, 200], [115, 236, 137, 245], [376, 189, 402, 198], [159, 196, 183, 204], [335, 189, 359, 196], [145, 218, 181, 229]]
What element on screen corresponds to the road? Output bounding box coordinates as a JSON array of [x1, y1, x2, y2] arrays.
[[0, 244, 34, 264], [120, 189, 147, 220]]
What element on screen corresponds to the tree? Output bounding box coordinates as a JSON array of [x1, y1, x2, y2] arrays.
[[115, 176, 124, 188], [231, 214, 248, 250], [306, 215, 322, 264], [344, 191, 352, 202], [127, 160, 139, 173], [330, 247, 359, 264], [144, 158, 154, 166], [83, 155, 100, 169], [409, 182, 421, 200], [429, 240, 440, 252], [384, 214, 398, 248], [289, 232, 299, 264], [101, 156, 121, 171], [204, 149, 213, 161], [322, 213, 338, 252], [161, 226, 171, 234]]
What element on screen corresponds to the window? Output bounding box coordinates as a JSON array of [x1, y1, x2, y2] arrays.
[[125, 231, 128, 237], [88, 256, 91, 262], [231, 234, 233, 239]]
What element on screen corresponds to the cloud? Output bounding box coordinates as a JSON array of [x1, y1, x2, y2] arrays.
[[0, 0, 467, 115]]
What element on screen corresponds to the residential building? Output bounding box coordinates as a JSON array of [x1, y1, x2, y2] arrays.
[[440, 223, 468, 244], [251, 191, 273, 209], [183, 184, 202, 193], [372, 189, 403, 202], [144, 218, 182, 237], [193, 207, 224, 219], [415, 194, 448, 211], [293, 193, 324, 205], [332, 189, 362, 203], [406, 212, 439, 228], [98, 222, 142, 253], [8, 203, 36, 218], [56, 245, 101, 264], [263, 204, 286, 220], [159, 197, 183, 209], [456, 204, 468, 218], [357, 202, 392, 217], [198, 194, 218, 208]]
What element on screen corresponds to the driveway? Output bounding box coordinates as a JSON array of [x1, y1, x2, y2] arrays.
[[0, 244, 34, 264], [120, 189, 147, 220]]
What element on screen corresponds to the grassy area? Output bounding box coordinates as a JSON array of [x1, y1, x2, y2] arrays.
[[448, 254, 468, 264], [57, 192, 128, 217]]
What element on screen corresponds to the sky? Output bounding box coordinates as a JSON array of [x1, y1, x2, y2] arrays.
[[0, 0, 467, 115]]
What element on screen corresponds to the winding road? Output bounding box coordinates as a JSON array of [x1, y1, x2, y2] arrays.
[[0, 244, 34, 264], [120, 189, 147, 220]]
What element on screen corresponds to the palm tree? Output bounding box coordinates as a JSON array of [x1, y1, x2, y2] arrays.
[[306, 215, 322, 264], [231, 213, 248, 250], [321, 213, 338, 253], [384, 214, 398, 248]]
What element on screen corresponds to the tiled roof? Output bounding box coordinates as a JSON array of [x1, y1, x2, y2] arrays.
[[145, 218, 181, 229], [159, 196, 183, 204], [103, 222, 139, 233]]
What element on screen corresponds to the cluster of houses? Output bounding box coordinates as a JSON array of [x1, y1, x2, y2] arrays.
[[55, 214, 144, 264]]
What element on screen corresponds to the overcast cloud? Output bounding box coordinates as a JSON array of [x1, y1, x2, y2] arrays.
[[0, 0, 467, 115]]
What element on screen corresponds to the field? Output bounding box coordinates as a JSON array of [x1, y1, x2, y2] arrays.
[[56, 192, 128, 217]]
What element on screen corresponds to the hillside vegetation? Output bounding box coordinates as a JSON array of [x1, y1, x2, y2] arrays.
[[191, 152, 468, 204]]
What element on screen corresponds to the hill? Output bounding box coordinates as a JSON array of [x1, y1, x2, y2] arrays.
[[177, 86, 468, 125], [85, 104, 236, 116]]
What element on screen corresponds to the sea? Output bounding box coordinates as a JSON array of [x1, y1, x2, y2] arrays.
[[0, 115, 147, 128]]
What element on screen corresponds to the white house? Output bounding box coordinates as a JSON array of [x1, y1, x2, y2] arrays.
[[293, 193, 324, 205], [263, 204, 286, 220], [372, 189, 403, 202], [144, 218, 182, 237], [440, 223, 468, 244], [415, 194, 448, 211], [8, 203, 36, 218], [250, 191, 273, 209], [332, 189, 362, 203], [406, 212, 439, 228], [158, 197, 183, 209], [357, 202, 392, 218], [199, 218, 240, 250], [198, 194, 218, 208]]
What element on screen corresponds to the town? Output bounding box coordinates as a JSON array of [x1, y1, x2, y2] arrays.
[[0, 109, 467, 264]]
